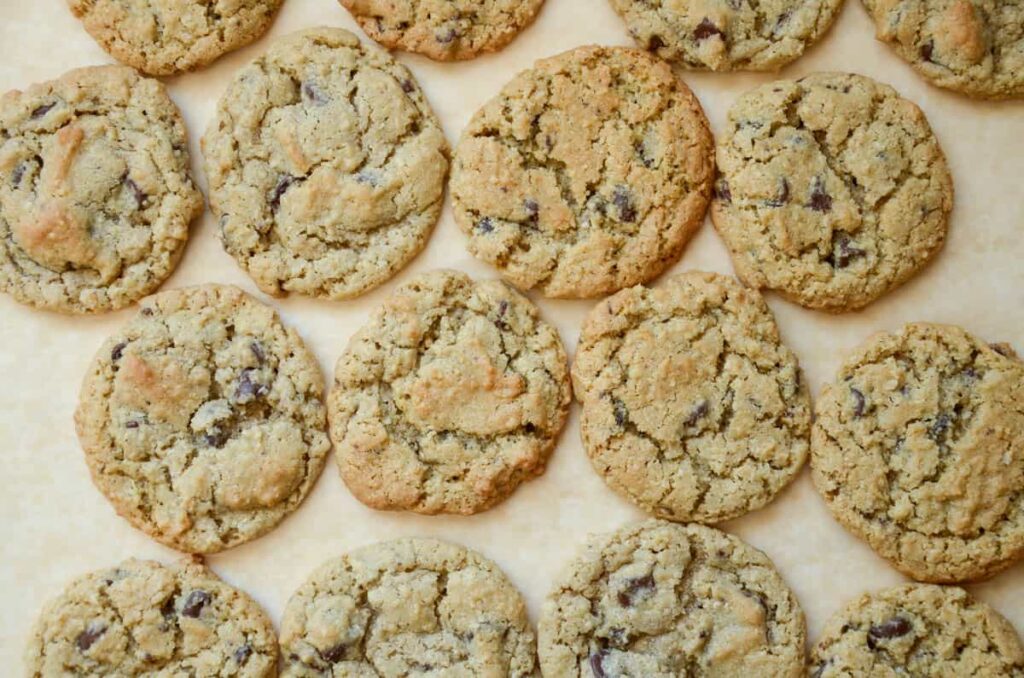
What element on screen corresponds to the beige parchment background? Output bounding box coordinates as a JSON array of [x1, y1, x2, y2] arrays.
[[1, 0, 1023, 668]]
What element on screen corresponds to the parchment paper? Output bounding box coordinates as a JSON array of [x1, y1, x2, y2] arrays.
[[2, 0, 1023, 666]]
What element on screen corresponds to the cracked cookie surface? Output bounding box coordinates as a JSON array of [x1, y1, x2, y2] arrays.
[[810, 584, 1024, 676], [328, 269, 571, 515], [67, 0, 284, 76], [539, 520, 805, 677], [812, 323, 1024, 582], [451, 45, 714, 299], [203, 27, 449, 301], [573, 271, 811, 523], [712, 72, 952, 312], [339, 0, 544, 61], [609, 0, 843, 71], [0, 65, 202, 313], [279, 538, 537, 677], [75, 284, 330, 554], [26, 558, 277, 677], [862, 0, 1024, 99]]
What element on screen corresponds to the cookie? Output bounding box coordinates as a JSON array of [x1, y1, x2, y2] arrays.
[[328, 269, 571, 515], [339, 0, 544, 61], [450, 45, 714, 299], [279, 537, 536, 676], [812, 323, 1024, 582], [712, 72, 953, 312], [609, 0, 843, 71], [539, 519, 806, 677], [26, 558, 277, 677], [572, 271, 811, 524], [203, 27, 449, 301], [75, 284, 331, 553], [862, 0, 1024, 99], [0, 65, 202, 314], [67, 0, 284, 76], [810, 584, 1024, 676]]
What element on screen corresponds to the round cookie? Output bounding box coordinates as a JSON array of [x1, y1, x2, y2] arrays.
[[810, 584, 1024, 676], [328, 269, 571, 515], [573, 271, 811, 523], [67, 0, 284, 76], [539, 520, 806, 677], [75, 284, 331, 554], [712, 72, 953, 312], [812, 323, 1024, 582], [203, 27, 449, 301], [450, 45, 714, 299], [861, 0, 1024, 99], [609, 0, 843, 71], [279, 538, 537, 676], [26, 558, 277, 677], [0, 65, 202, 314], [339, 0, 544, 61]]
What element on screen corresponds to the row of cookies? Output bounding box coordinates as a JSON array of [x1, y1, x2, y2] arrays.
[[3, 28, 956, 315], [26, 522, 1024, 675], [70, 267, 1024, 587], [67, 0, 1024, 98]]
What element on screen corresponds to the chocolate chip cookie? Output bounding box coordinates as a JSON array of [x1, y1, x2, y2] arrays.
[[203, 27, 449, 301], [339, 0, 544, 61], [573, 271, 811, 524], [812, 323, 1024, 582], [609, 0, 843, 71], [328, 269, 571, 515], [75, 284, 330, 553], [862, 0, 1024, 99], [539, 520, 806, 677], [0, 65, 202, 313], [451, 45, 714, 299], [26, 558, 277, 677], [712, 72, 953, 312], [279, 538, 536, 676], [810, 584, 1024, 676], [67, 0, 284, 76]]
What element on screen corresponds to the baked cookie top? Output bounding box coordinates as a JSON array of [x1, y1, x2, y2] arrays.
[[203, 27, 449, 301], [0, 65, 202, 313], [572, 271, 811, 523], [328, 269, 571, 515], [539, 520, 806, 677], [67, 0, 284, 76], [810, 584, 1024, 676], [609, 0, 843, 71], [862, 0, 1024, 99], [75, 284, 330, 553], [451, 45, 714, 299], [279, 538, 536, 676], [26, 558, 277, 677], [339, 0, 544, 61], [712, 72, 952, 312], [812, 323, 1024, 582]]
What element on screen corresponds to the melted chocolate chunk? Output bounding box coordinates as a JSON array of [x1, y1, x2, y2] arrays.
[[648, 34, 665, 51], [204, 428, 229, 448], [75, 622, 106, 652], [181, 590, 211, 618], [869, 616, 912, 642], [400, 79, 415, 94], [125, 420, 140, 429], [693, 18, 724, 41], [234, 643, 253, 666], [524, 199, 539, 221], [920, 41, 934, 62], [613, 399, 628, 427], [321, 642, 348, 663], [808, 177, 833, 212], [715, 180, 732, 204], [685, 400, 710, 426], [766, 179, 789, 207], [141, 307, 154, 316], [851, 388, 866, 417], [30, 102, 55, 119], [122, 174, 146, 209], [589, 649, 609, 678], [160, 596, 176, 618], [832, 233, 866, 268], [111, 342, 127, 362], [613, 186, 636, 223], [270, 175, 297, 212], [250, 341, 266, 365], [477, 217, 494, 234], [11, 162, 26, 186], [235, 368, 269, 402], [617, 573, 655, 607]]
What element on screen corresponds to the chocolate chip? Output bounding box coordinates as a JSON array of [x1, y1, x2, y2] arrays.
[[204, 429, 229, 448], [30, 102, 55, 119], [867, 616, 911, 648], [126, 420, 140, 429], [613, 186, 636, 223], [75, 622, 106, 652], [321, 642, 348, 663], [435, 27, 459, 43], [401, 79, 415, 94], [693, 18, 724, 41], [11, 162, 25, 186], [301, 81, 328, 105], [685, 400, 709, 426], [766, 179, 789, 207], [111, 342, 127, 361], [235, 368, 269, 402], [606, 627, 628, 648], [181, 590, 211, 618], [233, 644, 253, 666], [635, 141, 653, 168], [920, 41, 934, 62], [269, 175, 297, 212], [648, 34, 665, 51], [122, 174, 146, 209], [929, 413, 950, 440], [355, 170, 379, 186], [617, 574, 655, 607], [613, 399, 628, 427], [851, 388, 865, 417], [715, 180, 732, 203], [773, 9, 792, 34], [808, 177, 833, 212], [589, 649, 609, 678], [832, 232, 865, 268], [141, 307, 154, 316], [524, 199, 539, 221], [477, 217, 494, 234], [250, 341, 266, 365], [497, 299, 509, 319], [160, 596, 176, 618]]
